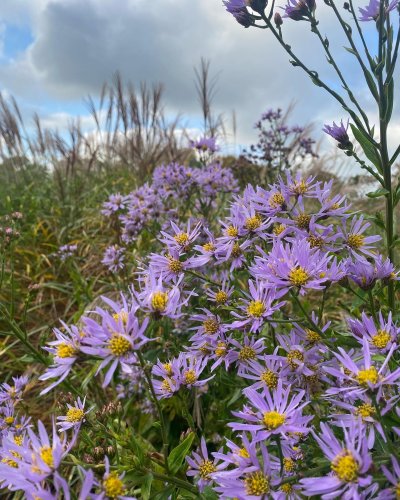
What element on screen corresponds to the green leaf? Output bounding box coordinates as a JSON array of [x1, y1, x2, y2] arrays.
[[350, 124, 381, 169], [167, 432, 195, 475], [201, 486, 219, 500], [366, 188, 389, 198], [385, 78, 394, 122], [141, 474, 153, 500]]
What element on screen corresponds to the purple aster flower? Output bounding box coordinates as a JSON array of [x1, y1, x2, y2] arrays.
[[57, 397, 91, 433], [282, 0, 316, 20], [275, 331, 323, 378], [359, 0, 399, 21], [300, 422, 373, 499], [83, 456, 136, 499], [81, 297, 151, 387], [102, 245, 125, 273], [331, 395, 392, 449], [160, 220, 202, 252], [148, 248, 189, 283], [324, 338, 400, 401], [39, 322, 82, 395], [190, 308, 227, 342], [338, 215, 381, 258], [238, 350, 289, 391], [186, 436, 226, 492], [213, 440, 279, 499], [251, 239, 331, 296], [231, 280, 286, 333], [223, 0, 253, 27], [347, 254, 397, 290], [57, 244, 78, 261], [226, 335, 266, 371], [101, 193, 129, 216], [179, 353, 214, 389], [229, 381, 312, 442], [205, 279, 234, 306], [151, 358, 181, 400], [379, 455, 400, 499], [347, 311, 399, 353], [0, 375, 29, 405], [133, 272, 190, 319], [323, 120, 352, 149], [190, 137, 219, 153]]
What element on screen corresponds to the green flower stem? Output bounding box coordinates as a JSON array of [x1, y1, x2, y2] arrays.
[[137, 351, 170, 473], [260, 11, 367, 134], [310, 20, 371, 132], [377, 2, 396, 311]]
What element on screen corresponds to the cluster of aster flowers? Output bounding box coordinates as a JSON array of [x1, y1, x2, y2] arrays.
[[6, 165, 400, 498], [241, 108, 318, 172], [101, 139, 238, 273], [0, 211, 22, 247]]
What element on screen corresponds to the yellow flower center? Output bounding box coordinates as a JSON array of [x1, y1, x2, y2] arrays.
[[151, 291, 169, 312], [269, 192, 285, 208], [203, 318, 219, 334], [4, 416, 14, 425], [199, 459, 216, 479], [273, 223, 286, 235], [292, 179, 308, 195], [231, 242, 242, 258], [1, 457, 18, 468], [307, 235, 324, 248], [112, 311, 128, 325], [174, 232, 189, 246], [56, 343, 76, 358], [108, 335, 131, 357], [245, 214, 262, 231], [215, 290, 228, 304], [226, 225, 238, 237], [247, 300, 266, 318], [287, 350, 304, 370], [215, 341, 227, 357], [244, 471, 270, 495], [168, 258, 183, 273], [263, 411, 286, 430], [305, 328, 321, 344], [355, 403, 375, 419], [14, 435, 23, 446], [284, 457, 295, 472], [163, 362, 173, 376], [347, 234, 365, 249], [184, 369, 197, 385], [40, 446, 54, 468], [296, 213, 311, 230], [103, 472, 126, 498], [357, 366, 379, 386], [237, 447, 250, 458], [288, 266, 309, 286], [203, 242, 215, 252], [371, 330, 391, 349], [161, 379, 172, 393], [331, 451, 359, 482], [66, 408, 85, 423], [239, 346, 256, 361], [280, 483, 294, 494], [260, 370, 278, 389], [395, 482, 400, 499]]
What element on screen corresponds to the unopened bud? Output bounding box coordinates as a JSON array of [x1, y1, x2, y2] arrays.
[[274, 12, 283, 26]]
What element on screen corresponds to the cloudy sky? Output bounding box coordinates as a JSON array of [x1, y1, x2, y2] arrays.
[[0, 0, 397, 157]]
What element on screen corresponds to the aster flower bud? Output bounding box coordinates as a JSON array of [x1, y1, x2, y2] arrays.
[[248, 0, 268, 14], [94, 446, 105, 458], [323, 119, 352, 150], [274, 11, 283, 26]]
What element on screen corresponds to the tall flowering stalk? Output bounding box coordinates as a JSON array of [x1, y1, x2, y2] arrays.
[[224, 0, 400, 310]]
